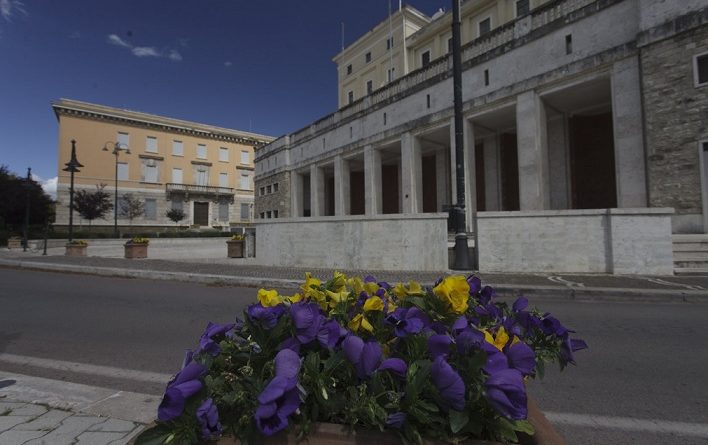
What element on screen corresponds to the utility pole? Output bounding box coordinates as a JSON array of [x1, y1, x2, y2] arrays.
[[22, 167, 31, 252]]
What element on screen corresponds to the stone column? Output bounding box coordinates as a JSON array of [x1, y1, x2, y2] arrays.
[[483, 135, 501, 211], [310, 164, 325, 217], [611, 56, 647, 208], [401, 132, 423, 213], [290, 171, 302, 217], [449, 118, 458, 201], [464, 119, 476, 232], [516, 90, 550, 210], [334, 155, 351, 216], [364, 145, 382, 215], [547, 114, 570, 210]]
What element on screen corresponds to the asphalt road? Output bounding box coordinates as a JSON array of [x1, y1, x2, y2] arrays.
[[1, 268, 706, 444]]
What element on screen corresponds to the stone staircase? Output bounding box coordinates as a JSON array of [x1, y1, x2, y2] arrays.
[[673, 234, 708, 274]]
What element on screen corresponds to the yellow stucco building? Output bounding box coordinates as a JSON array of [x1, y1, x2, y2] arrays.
[[53, 99, 274, 232]]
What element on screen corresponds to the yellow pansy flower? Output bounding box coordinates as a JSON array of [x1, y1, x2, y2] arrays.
[[257, 289, 282, 307], [363, 281, 379, 297], [363, 296, 384, 312], [347, 277, 365, 295], [348, 313, 374, 333], [286, 293, 303, 304], [432, 275, 470, 314], [407, 280, 424, 295], [483, 326, 511, 351], [392, 282, 408, 298], [330, 271, 347, 292], [326, 290, 349, 308]]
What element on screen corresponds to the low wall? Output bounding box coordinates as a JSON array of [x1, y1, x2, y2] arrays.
[[477, 208, 675, 275], [255, 214, 448, 271]]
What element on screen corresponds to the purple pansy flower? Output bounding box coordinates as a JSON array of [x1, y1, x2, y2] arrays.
[[317, 319, 346, 349], [278, 337, 301, 354], [506, 342, 536, 376], [386, 412, 407, 428], [428, 334, 452, 359], [197, 322, 235, 357], [560, 337, 588, 369], [291, 301, 323, 344], [247, 304, 285, 329], [158, 362, 208, 421], [484, 368, 528, 420], [255, 349, 302, 436], [479, 285, 496, 305], [482, 342, 509, 375], [196, 398, 222, 440], [342, 335, 382, 378], [431, 356, 466, 411], [378, 358, 407, 378], [456, 327, 485, 354], [467, 275, 482, 295], [541, 314, 569, 337], [385, 307, 430, 337], [512, 297, 528, 312]]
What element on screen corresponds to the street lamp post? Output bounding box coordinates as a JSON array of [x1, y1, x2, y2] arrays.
[[22, 167, 31, 252], [450, 0, 473, 270], [102, 141, 130, 238], [62, 140, 83, 242]]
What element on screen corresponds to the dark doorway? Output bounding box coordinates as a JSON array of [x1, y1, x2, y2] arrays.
[[350, 171, 365, 215], [422, 154, 437, 212], [325, 175, 335, 216], [302, 174, 311, 217], [194, 202, 209, 226], [382, 164, 399, 214], [475, 142, 486, 211], [569, 113, 617, 209], [500, 133, 520, 211]]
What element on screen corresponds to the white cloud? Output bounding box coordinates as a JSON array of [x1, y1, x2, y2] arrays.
[[107, 33, 130, 47], [132, 46, 160, 57], [1, 0, 26, 21], [168, 49, 182, 61], [224, 61, 232, 67], [31, 174, 57, 199]]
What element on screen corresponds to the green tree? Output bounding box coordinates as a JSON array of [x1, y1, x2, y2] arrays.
[[0, 165, 54, 234], [119, 193, 145, 225], [73, 184, 113, 232], [165, 208, 185, 225]]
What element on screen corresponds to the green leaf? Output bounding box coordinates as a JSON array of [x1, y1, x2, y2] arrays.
[[132, 424, 175, 445], [513, 419, 535, 435], [449, 409, 469, 434], [496, 417, 519, 442]]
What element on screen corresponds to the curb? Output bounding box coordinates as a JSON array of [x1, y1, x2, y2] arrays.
[[2, 258, 707, 303]]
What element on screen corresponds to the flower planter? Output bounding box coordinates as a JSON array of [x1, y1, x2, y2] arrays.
[[7, 237, 22, 249], [124, 243, 148, 259], [65, 244, 87, 257], [227, 240, 244, 258]]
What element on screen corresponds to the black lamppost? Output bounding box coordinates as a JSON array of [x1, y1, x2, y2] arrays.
[[22, 167, 31, 252], [102, 141, 130, 238], [450, 0, 473, 270], [62, 140, 83, 242]]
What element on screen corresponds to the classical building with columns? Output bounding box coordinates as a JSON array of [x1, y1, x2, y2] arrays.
[[253, 0, 708, 274]]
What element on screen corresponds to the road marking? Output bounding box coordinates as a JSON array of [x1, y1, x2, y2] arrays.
[[547, 276, 585, 287], [0, 353, 172, 385], [643, 277, 705, 291], [545, 412, 708, 438]]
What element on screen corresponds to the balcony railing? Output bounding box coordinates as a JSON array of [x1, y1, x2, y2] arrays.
[[166, 183, 234, 196]]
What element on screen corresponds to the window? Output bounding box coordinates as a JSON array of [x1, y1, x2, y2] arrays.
[[346, 64, 352, 75], [146, 136, 157, 153], [197, 144, 207, 159], [366, 80, 373, 95], [260, 212, 265, 219], [240, 173, 250, 190], [384, 112, 387, 125], [117, 197, 128, 217], [365, 52, 371, 63], [240, 150, 249, 164], [172, 140, 183, 156], [565, 34, 573, 55], [144, 199, 157, 220], [273, 210, 279, 218], [266, 184, 272, 194], [694, 52, 708, 87], [117, 132, 129, 148], [172, 168, 183, 184], [260, 186, 265, 196], [421, 50, 430, 67], [219, 147, 229, 162], [117, 162, 129, 181], [447, 37, 453, 54], [273, 183, 279, 192], [241, 203, 250, 220], [219, 202, 229, 221], [387, 68, 395, 82], [196, 168, 208, 186], [516, 0, 529, 17], [386, 36, 393, 50], [479, 18, 491, 36], [266, 211, 272, 219], [426, 94, 431, 109], [171, 200, 183, 211], [219, 172, 229, 188], [484, 69, 490, 86], [145, 164, 158, 183], [347, 91, 354, 104]]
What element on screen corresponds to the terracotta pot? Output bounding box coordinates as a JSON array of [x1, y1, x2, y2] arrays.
[[227, 240, 244, 258], [124, 243, 148, 259], [65, 244, 87, 257]]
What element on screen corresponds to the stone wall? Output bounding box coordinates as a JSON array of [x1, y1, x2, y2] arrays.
[[254, 214, 448, 271], [254, 171, 291, 219], [477, 208, 675, 275], [641, 18, 708, 233]]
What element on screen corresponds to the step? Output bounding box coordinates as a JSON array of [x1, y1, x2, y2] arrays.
[[674, 260, 708, 269], [672, 234, 708, 242], [674, 267, 708, 275], [673, 252, 708, 261], [672, 242, 708, 252]]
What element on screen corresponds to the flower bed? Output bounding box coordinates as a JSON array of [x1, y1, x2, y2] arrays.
[[135, 273, 586, 444]]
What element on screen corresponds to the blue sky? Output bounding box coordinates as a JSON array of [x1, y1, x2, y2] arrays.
[[0, 0, 447, 196]]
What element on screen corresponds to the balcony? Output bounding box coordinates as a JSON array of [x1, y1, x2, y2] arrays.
[[166, 183, 235, 202]]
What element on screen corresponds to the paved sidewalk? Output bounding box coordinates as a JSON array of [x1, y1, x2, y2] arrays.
[[0, 373, 157, 445]]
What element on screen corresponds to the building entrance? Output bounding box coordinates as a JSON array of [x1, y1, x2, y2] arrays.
[[194, 202, 209, 226]]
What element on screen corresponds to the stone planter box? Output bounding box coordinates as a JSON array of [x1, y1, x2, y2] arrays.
[[227, 240, 244, 258], [7, 237, 22, 249], [65, 244, 87, 257], [124, 243, 148, 259]]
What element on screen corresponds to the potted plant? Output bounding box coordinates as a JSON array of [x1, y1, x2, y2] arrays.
[[133, 273, 585, 445], [124, 236, 149, 259], [7, 236, 22, 249], [65, 240, 88, 257], [226, 234, 245, 258]]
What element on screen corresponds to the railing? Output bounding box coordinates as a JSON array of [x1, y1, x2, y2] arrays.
[[165, 183, 234, 195]]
